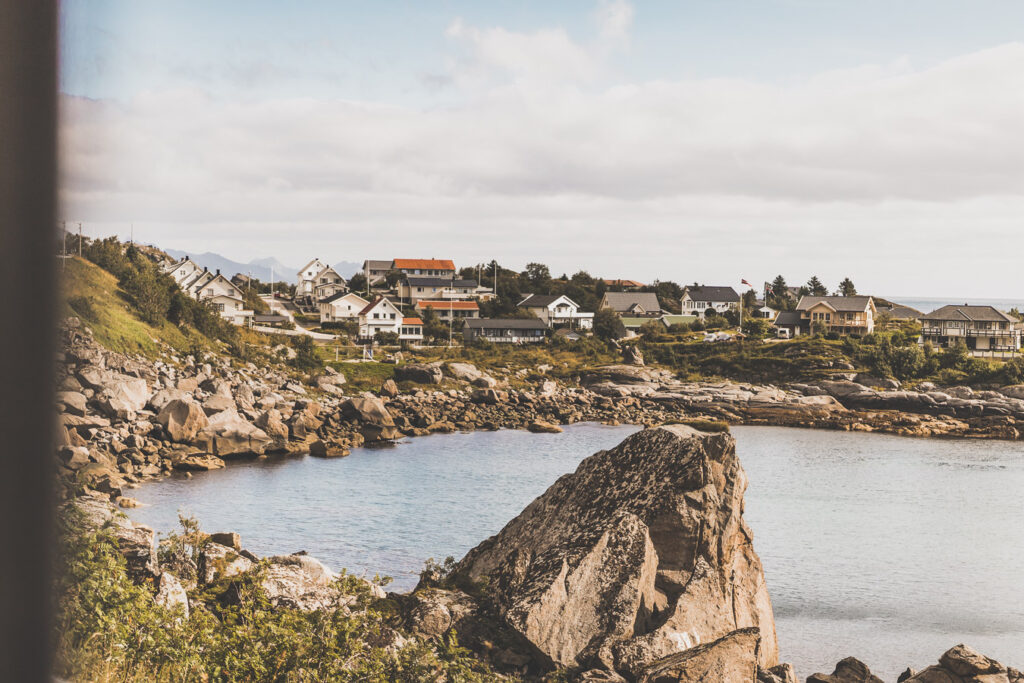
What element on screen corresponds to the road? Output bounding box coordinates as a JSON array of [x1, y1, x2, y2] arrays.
[[259, 296, 338, 341]]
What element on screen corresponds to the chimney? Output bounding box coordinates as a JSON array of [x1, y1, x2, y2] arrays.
[[216, 269, 220, 275]]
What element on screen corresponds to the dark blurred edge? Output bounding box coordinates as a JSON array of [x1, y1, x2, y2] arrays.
[[0, 0, 58, 681]]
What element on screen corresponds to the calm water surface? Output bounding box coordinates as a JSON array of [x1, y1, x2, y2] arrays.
[[128, 424, 1024, 678]]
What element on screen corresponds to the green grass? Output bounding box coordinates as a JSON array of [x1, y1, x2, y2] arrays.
[[326, 360, 396, 393], [59, 257, 208, 357]]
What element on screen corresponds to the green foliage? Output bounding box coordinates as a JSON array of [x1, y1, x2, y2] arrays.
[[289, 335, 324, 371], [741, 317, 772, 340], [347, 272, 368, 293], [374, 330, 400, 345], [806, 276, 827, 296], [67, 295, 99, 322], [593, 308, 627, 340], [837, 277, 857, 296], [54, 512, 504, 682]]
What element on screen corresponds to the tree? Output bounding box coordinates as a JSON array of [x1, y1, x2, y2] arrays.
[[384, 269, 404, 288], [571, 270, 594, 286], [593, 309, 626, 340], [770, 275, 788, 299], [837, 278, 857, 296], [523, 263, 552, 293], [347, 272, 368, 293], [806, 276, 827, 296], [741, 318, 772, 340]]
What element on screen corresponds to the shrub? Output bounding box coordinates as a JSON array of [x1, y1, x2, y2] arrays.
[[67, 295, 98, 322]]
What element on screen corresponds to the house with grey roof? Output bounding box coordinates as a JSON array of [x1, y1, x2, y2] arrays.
[[919, 305, 1021, 357], [362, 259, 393, 287], [398, 276, 478, 304], [795, 295, 876, 336], [463, 318, 548, 344], [681, 286, 739, 319], [519, 294, 594, 330], [599, 291, 662, 317]]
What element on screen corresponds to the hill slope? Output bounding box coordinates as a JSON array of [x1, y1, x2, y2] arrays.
[[60, 256, 203, 356]]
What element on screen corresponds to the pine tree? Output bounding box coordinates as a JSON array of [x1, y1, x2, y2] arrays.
[[838, 278, 857, 296], [806, 276, 827, 296]]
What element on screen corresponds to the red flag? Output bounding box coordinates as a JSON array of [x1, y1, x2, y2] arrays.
[[741, 279, 752, 287]]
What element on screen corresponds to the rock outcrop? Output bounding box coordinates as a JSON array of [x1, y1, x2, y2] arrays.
[[452, 425, 777, 677], [810, 645, 1024, 683]]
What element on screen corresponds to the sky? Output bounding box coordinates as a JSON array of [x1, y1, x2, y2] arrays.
[[58, 1, 1024, 297]]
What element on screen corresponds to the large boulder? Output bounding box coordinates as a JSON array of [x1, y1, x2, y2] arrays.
[[453, 426, 777, 676], [635, 628, 760, 683], [446, 362, 482, 382], [198, 408, 272, 457], [254, 409, 290, 442], [261, 553, 384, 611], [394, 363, 444, 385], [157, 399, 210, 443], [340, 396, 401, 442], [148, 388, 188, 413], [897, 644, 1023, 683], [807, 657, 884, 683], [56, 391, 87, 416], [67, 495, 157, 577], [89, 370, 150, 412]]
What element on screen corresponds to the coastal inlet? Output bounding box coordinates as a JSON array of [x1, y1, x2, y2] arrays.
[[127, 423, 1024, 680]]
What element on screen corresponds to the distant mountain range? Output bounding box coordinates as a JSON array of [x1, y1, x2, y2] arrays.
[[164, 248, 361, 283]]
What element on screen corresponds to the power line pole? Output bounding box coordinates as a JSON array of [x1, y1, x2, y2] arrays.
[[77, 222, 82, 256]]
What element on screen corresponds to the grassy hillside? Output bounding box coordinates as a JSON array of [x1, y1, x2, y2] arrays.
[[60, 256, 205, 357]]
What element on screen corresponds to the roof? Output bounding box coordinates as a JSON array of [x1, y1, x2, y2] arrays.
[[603, 279, 646, 288], [313, 265, 343, 279], [358, 296, 399, 316], [878, 304, 923, 320], [406, 276, 477, 288], [774, 311, 803, 326], [392, 258, 456, 271], [402, 317, 424, 325], [553, 328, 583, 339], [919, 305, 1017, 323], [298, 258, 326, 275], [415, 300, 479, 310], [518, 294, 578, 308], [464, 318, 547, 330], [796, 295, 873, 312], [683, 286, 740, 303], [620, 317, 659, 328], [253, 314, 288, 323], [602, 292, 662, 314], [321, 291, 368, 305], [661, 315, 698, 325], [363, 259, 392, 270]]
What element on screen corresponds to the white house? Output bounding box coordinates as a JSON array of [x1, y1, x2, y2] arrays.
[[164, 257, 202, 285], [312, 266, 346, 301], [463, 318, 547, 344], [680, 286, 740, 319], [296, 258, 329, 298], [203, 294, 254, 326], [518, 294, 594, 329], [399, 317, 424, 342], [358, 296, 404, 339], [319, 292, 369, 324]]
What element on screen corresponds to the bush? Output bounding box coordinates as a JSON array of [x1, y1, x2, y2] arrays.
[[67, 295, 98, 322], [374, 330, 400, 345], [593, 309, 626, 340], [289, 335, 323, 371], [54, 511, 501, 682]]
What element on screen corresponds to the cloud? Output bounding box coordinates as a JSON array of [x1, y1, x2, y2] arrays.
[[59, 39, 1024, 296], [594, 0, 634, 43]]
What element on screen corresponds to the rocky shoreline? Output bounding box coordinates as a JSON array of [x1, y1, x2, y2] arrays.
[[68, 422, 1022, 682], [54, 318, 1024, 503]]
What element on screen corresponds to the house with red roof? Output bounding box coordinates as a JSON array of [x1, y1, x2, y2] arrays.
[[414, 299, 480, 321]]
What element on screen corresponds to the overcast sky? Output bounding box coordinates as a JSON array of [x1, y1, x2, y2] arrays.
[[59, 1, 1024, 297]]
